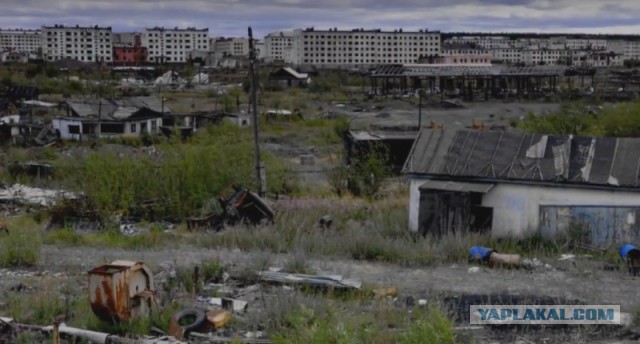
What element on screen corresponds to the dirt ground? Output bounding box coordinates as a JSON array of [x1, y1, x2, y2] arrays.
[[1, 245, 638, 343]]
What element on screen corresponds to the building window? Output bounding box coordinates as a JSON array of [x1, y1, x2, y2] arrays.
[[130, 123, 137, 133], [68, 125, 80, 134]]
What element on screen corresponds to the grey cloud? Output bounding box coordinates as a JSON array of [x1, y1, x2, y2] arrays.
[[0, 0, 638, 36]]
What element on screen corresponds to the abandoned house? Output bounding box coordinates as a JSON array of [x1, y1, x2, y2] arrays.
[[403, 128, 640, 246], [268, 67, 310, 87], [52, 97, 169, 140], [346, 129, 418, 173]]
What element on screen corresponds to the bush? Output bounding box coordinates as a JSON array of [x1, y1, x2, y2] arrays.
[[57, 122, 293, 220], [0, 217, 41, 267]]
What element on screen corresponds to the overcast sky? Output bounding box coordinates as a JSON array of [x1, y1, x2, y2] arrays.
[[2, 0, 640, 38]]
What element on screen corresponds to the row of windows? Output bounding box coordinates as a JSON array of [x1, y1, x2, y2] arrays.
[[302, 58, 430, 64], [305, 47, 437, 51], [304, 35, 438, 40], [304, 41, 438, 46], [145, 32, 207, 38], [47, 44, 108, 49], [47, 55, 112, 61], [304, 53, 434, 58]]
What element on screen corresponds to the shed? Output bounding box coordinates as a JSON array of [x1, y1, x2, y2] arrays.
[[268, 67, 310, 87], [403, 128, 640, 246]]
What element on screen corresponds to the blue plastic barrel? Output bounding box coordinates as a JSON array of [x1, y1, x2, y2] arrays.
[[620, 244, 638, 260], [469, 246, 493, 261]]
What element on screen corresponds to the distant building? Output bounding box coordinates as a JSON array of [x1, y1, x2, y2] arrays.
[[264, 30, 298, 63], [54, 97, 168, 140], [41, 24, 113, 63], [291, 27, 442, 68], [112, 32, 139, 46], [213, 37, 250, 57], [142, 27, 209, 64], [0, 29, 41, 53], [113, 33, 146, 65]]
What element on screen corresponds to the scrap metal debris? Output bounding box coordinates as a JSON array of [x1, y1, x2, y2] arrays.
[[88, 260, 157, 323], [187, 185, 274, 231], [0, 184, 79, 207]]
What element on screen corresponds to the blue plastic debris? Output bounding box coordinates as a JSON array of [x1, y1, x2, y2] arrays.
[[469, 246, 494, 261], [620, 244, 639, 260]]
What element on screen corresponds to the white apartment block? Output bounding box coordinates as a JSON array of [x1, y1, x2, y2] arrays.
[[442, 44, 489, 56], [212, 37, 250, 57], [264, 30, 297, 63], [521, 48, 567, 66], [489, 48, 522, 64], [42, 25, 112, 62], [0, 29, 41, 53], [447, 36, 515, 49], [142, 27, 209, 63], [294, 28, 441, 68], [566, 38, 607, 51]]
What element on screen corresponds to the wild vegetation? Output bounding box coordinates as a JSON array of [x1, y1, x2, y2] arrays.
[[517, 100, 640, 137]]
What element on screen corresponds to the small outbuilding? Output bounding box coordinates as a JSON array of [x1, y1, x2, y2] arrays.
[[404, 128, 640, 246], [52, 96, 169, 140], [268, 67, 310, 87]]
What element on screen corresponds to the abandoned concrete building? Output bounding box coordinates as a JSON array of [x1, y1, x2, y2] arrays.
[[53, 97, 170, 140], [403, 128, 640, 246]]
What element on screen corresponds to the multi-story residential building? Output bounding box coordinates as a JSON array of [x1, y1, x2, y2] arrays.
[[41, 24, 113, 62], [566, 38, 607, 51], [212, 37, 250, 57], [264, 30, 297, 63], [113, 33, 146, 65], [112, 32, 140, 46], [442, 43, 489, 56], [489, 48, 522, 64], [447, 36, 515, 49], [290, 27, 441, 68], [142, 27, 209, 63], [521, 48, 567, 66], [0, 29, 41, 53]]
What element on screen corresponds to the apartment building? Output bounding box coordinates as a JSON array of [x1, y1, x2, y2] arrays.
[[489, 48, 522, 64], [447, 36, 515, 49], [294, 27, 441, 68], [521, 48, 567, 65], [264, 30, 297, 63], [442, 43, 489, 56], [0, 29, 41, 53], [41, 25, 113, 62], [566, 38, 607, 50], [212, 37, 250, 57], [142, 27, 209, 63]]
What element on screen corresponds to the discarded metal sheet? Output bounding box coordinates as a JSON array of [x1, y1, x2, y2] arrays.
[[87, 260, 156, 323], [257, 271, 362, 289]]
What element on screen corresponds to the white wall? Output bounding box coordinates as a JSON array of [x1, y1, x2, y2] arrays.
[[408, 179, 423, 232], [408, 177, 640, 238], [482, 183, 640, 238]]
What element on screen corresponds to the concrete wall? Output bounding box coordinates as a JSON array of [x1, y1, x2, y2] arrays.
[[408, 177, 640, 238], [483, 183, 640, 238], [53, 117, 162, 140]]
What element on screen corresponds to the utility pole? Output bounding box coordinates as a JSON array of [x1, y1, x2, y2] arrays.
[[418, 89, 423, 128], [248, 27, 265, 197]]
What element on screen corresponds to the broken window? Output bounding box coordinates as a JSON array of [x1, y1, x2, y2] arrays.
[[100, 123, 125, 134], [68, 124, 80, 134], [130, 123, 137, 133]]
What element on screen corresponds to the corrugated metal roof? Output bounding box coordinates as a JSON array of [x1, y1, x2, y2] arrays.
[[66, 96, 169, 120], [419, 180, 495, 193], [403, 128, 640, 188]]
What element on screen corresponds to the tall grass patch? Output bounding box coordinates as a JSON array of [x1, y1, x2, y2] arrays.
[[0, 216, 41, 268]]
